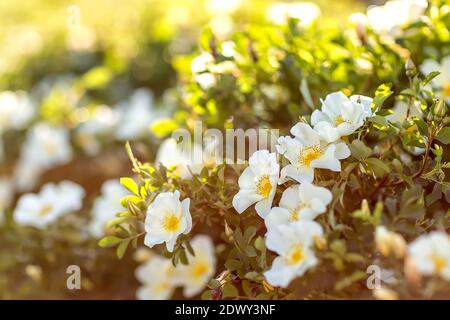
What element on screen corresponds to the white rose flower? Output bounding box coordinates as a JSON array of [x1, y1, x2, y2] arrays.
[[0, 90, 34, 132], [135, 255, 176, 300], [277, 123, 350, 184], [367, 0, 427, 38], [173, 235, 216, 298], [232, 150, 279, 218], [20, 123, 72, 170], [14, 181, 85, 229], [408, 231, 450, 281], [265, 182, 332, 230], [420, 56, 450, 104], [89, 179, 128, 238], [144, 190, 192, 252], [311, 91, 373, 143], [264, 220, 323, 288], [115, 88, 165, 141]]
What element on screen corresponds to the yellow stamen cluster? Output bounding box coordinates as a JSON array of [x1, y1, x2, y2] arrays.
[[257, 176, 272, 198], [286, 245, 304, 265], [299, 145, 322, 167], [39, 205, 53, 217], [162, 213, 181, 232]]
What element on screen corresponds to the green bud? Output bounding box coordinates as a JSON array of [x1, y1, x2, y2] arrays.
[[431, 99, 447, 119]]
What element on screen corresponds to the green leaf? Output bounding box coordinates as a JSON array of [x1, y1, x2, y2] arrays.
[[436, 127, 450, 144], [150, 118, 178, 138], [81, 66, 112, 89], [98, 236, 122, 248], [222, 283, 238, 298], [349, 140, 372, 161], [120, 177, 139, 195], [225, 259, 242, 271], [422, 71, 440, 86], [373, 83, 393, 110], [365, 157, 390, 177], [116, 239, 131, 259]]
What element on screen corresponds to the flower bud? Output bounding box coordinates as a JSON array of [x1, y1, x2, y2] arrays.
[[375, 226, 406, 258], [431, 99, 447, 119]]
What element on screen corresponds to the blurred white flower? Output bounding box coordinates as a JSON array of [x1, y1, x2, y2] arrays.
[[408, 231, 450, 280], [265, 182, 332, 230], [66, 26, 97, 52], [206, 0, 241, 15], [14, 181, 85, 229], [174, 235, 216, 297], [367, 0, 427, 38], [264, 220, 323, 288], [277, 123, 350, 184], [0, 90, 34, 131], [191, 52, 216, 90], [375, 226, 406, 258], [89, 179, 128, 238], [311, 91, 373, 143], [75, 105, 118, 156], [420, 55, 450, 104], [232, 150, 279, 218], [144, 190, 192, 252], [20, 123, 72, 170], [386, 100, 423, 123], [115, 88, 164, 141], [136, 255, 176, 300], [156, 137, 223, 179], [156, 138, 198, 179], [266, 2, 321, 27]]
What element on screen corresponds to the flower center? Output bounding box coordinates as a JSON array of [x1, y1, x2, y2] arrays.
[[193, 261, 209, 278], [45, 142, 58, 155], [162, 213, 181, 232], [286, 244, 304, 265], [39, 205, 53, 217], [432, 255, 446, 272], [299, 145, 322, 167], [256, 176, 272, 198], [156, 281, 170, 292], [334, 115, 346, 126], [443, 81, 450, 98]]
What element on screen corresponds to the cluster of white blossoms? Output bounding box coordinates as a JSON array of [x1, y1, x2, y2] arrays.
[[366, 0, 428, 39], [13, 181, 85, 229], [233, 90, 373, 287], [266, 2, 321, 28], [136, 235, 216, 300]]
